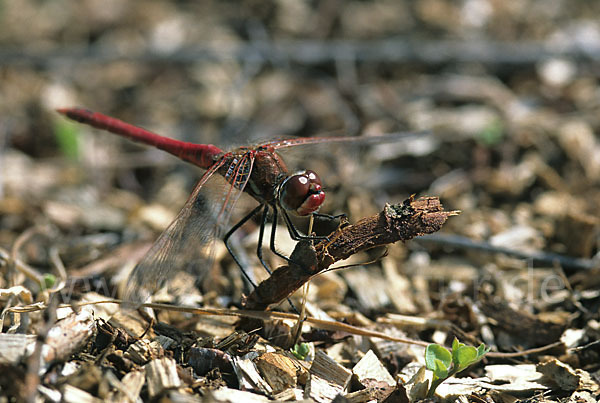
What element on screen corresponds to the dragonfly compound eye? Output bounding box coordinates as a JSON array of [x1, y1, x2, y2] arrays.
[[280, 170, 325, 216]]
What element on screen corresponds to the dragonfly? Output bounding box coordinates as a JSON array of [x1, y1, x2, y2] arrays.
[[58, 107, 420, 303]]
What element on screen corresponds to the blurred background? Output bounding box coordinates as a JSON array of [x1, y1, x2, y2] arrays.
[[1, 0, 600, 325]]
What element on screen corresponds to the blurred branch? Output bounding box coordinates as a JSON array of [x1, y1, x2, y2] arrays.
[[416, 233, 598, 271], [5, 38, 600, 67]]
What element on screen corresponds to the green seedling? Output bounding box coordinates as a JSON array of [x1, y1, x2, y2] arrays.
[[425, 338, 489, 397], [477, 119, 504, 146], [42, 273, 56, 290], [53, 118, 80, 160], [291, 342, 310, 360]]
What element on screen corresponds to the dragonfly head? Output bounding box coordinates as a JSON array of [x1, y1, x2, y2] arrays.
[[278, 170, 325, 216]]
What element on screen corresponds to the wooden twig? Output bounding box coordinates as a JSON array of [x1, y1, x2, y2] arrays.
[[243, 196, 458, 311], [3, 39, 599, 67], [415, 233, 598, 271]]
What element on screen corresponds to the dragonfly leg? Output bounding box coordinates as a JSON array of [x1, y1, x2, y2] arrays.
[[258, 205, 302, 272], [256, 204, 273, 274], [257, 205, 300, 268], [223, 204, 265, 288], [312, 212, 347, 220], [258, 205, 300, 314], [224, 204, 300, 313], [269, 207, 297, 262], [281, 209, 329, 241]]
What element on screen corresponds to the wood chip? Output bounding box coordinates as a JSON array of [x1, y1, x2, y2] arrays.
[[125, 339, 164, 365], [254, 352, 298, 393], [232, 355, 273, 395], [188, 347, 233, 376], [61, 363, 103, 393], [167, 390, 217, 402], [194, 315, 242, 339], [469, 364, 547, 394], [344, 387, 385, 403], [109, 309, 149, 339], [352, 350, 395, 388], [382, 259, 418, 314], [0, 285, 33, 304], [537, 359, 599, 393], [342, 267, 391, 311], [106, 370, 145, 403], [37, 384, 62, 402], [61, 384, 103, 403], [41, 309, 95, 370], [272, 387, 304, 401], [78, 292, 120, 321], [350, 349, 396, 400], [379, 313, 452, 331], [144, 357, 182, 398], [307, 375, 345, 403], [565, 391, 599, 403], [310, 350, 352, 388], [308, 350, 352, 402], [485, 364, 544, 385], [0, 333, 36, 364], [208, 387, 270, 402], [479, 299, 566, 347]]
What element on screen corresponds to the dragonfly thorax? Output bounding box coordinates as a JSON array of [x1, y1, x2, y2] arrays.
[[237, 149, 290, 205], [221, 148, 325, 216]]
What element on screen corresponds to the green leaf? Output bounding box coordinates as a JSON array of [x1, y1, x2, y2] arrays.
[[42, 273, 56, 289], [425, 341, 491, 398], [454, 346, 478, 371], [477, 119, 504, 147], [54, 119, 80, 160], [451, 338, 465, 365], [425, 344, 452, 373], [291, 343, 310, 360], [476, 343, 491, 359], [452, 338, 460, 352], [433, 358, 448, 379]]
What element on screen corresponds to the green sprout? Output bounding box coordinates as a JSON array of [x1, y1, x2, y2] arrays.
[[42, 273, 56, 290], [425, 338, 490, 397], [477, 119, 504, 147], [291, 342, 310, 360], [53, 118, 80, 160]]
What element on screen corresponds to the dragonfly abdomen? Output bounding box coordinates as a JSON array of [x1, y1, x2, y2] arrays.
[[57, 107, 222, 169]]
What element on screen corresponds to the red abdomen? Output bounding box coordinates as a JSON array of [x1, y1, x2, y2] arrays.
[[57, 107, 222, 169]]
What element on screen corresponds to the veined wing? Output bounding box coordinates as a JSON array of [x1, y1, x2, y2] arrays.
[[264, 130, 431, 150], [216, 151, 255, 233], [123, 152, 255, 305]]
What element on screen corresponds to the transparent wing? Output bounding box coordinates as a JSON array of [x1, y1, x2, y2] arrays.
[[123, 152, 255, 305], [265, 130, 436, 222], [264, 130, 430, 150]]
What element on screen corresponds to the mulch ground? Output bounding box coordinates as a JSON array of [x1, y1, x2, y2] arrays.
[[1, 1, 600, 402]]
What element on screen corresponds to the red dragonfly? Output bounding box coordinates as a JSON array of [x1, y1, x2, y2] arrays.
[[58, 108, 419, 303]]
